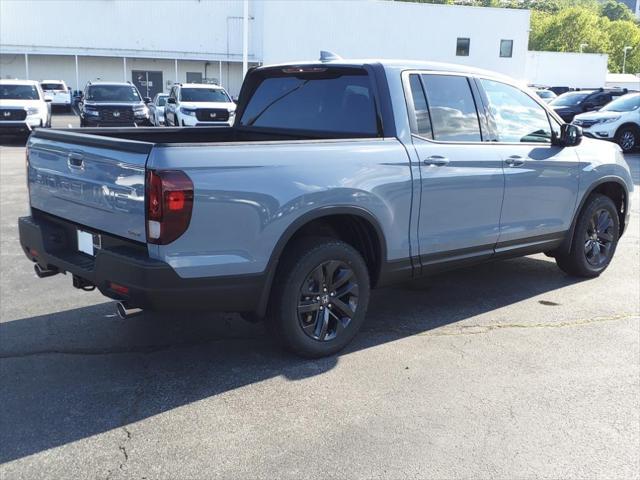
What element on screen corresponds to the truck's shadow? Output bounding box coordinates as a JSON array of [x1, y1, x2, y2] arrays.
[[0, 256, 583, 463]]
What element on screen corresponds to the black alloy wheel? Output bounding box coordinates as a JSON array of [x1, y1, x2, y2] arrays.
[[583, 208, 615, 267], [297, 260, 359, 342], [555, 193, 620, 277], [268, 237, 370, 358]]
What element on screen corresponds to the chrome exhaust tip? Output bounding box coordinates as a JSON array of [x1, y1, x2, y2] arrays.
[[116, 301, 143, 319]]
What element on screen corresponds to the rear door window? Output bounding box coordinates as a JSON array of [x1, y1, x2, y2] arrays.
[[419, 74, 482, 142], [239, 69, 378, 136]]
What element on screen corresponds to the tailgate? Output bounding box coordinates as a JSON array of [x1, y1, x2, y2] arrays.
[[27, 129, 153, 242]]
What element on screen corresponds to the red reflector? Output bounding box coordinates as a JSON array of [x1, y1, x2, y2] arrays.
[[109, 282, 129, 295], [29, 248, 39, 258], [167, 190, 185, 211]]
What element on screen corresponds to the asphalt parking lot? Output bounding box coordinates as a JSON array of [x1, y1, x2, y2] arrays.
[[1, 115, 639, 479]]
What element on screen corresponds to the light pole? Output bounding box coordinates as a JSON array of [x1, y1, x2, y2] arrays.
[[622, 46, 632, 74], [579, 43, 588, 53]]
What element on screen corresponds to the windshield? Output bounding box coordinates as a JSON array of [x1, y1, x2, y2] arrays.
[[41, 83, 65, 91], [550, 92, 591, 107], [239, 70, 378, 135], [180, 88, 230, 102], [0, 84, 40, 100], [601, 94, 640, 112], [156, 95, 168, 106], [86, 85, 141, 102]]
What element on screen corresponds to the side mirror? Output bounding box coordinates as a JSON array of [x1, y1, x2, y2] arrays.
[[144, 97, 152, 104], [167, 98, 176, 104], [559, 123, 582, 147]]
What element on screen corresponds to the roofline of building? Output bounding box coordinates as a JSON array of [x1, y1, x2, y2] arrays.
[[0, 45, 261, 63]]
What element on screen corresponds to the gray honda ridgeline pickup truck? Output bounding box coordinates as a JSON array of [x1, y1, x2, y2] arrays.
[[19, 58, 633, 357]]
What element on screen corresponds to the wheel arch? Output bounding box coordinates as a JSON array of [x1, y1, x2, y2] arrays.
[[560, 176, 629, 255], [615, 122, 640, 137], [255, 206, 388, 317]]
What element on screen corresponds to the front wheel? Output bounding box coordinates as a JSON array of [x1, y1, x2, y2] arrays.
[[268, 238, 370, 358], [555, 194, 619, 277], [616, 126, 637, 153]]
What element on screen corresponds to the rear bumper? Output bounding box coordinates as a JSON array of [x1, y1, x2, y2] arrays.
[[19, 213, 264, 313]]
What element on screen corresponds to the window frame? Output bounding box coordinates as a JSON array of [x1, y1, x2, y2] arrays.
[[456, 38, 470, 57], [473, 76, 564, 145], [401, 70, 487, 144], [499, 39, 513, 58]]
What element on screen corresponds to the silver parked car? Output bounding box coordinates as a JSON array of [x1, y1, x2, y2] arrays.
[[148, 93, 169, 126]]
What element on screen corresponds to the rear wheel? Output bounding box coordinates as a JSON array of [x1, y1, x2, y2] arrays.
[[268, 238, 370, 358], [555, 194, 619, 277], [616, 126, 637, 153]]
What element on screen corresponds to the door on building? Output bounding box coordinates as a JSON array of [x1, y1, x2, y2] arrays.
[[132, 70, 163, 98]]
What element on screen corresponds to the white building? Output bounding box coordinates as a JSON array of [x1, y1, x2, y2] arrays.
[[0, 0, 606, 96]]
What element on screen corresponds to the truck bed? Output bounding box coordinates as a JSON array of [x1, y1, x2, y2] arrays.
[[33, 125, 375, 147]]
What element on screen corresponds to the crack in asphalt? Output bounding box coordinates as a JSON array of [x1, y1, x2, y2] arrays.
[[419, 313, 638, 337]]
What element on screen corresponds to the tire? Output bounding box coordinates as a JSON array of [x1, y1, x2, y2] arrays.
[[555, 194, 619, 277], [616, 126, 637, 153], [267, 237, 370, 358]]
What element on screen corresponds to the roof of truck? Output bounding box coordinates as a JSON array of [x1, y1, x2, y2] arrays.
[[258, 58, 512, 82]]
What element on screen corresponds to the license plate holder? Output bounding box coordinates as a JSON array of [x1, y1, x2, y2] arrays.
[[77, 229, 101, 257]]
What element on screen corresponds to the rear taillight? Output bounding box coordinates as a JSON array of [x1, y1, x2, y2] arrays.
[[146, 170, 194, 244]]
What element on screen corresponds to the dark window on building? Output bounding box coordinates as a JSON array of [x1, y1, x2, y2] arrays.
[[500, 39, 513, 58], [456, 38, 470, 57], [408, 74, 433, 138], [186, 72, 203, 83], [420, 74, 481, 142]]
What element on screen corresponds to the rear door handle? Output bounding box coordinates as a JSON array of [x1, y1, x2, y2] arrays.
[[424, 155, 450, 167], [505, 155, 525, 167]]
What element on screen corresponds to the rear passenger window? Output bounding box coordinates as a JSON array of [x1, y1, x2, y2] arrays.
[[408, 74, 433, 138], [479, 79, 552, 143], [420, 74, 482, 142]]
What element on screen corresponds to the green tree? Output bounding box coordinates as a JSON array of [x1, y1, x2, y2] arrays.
[[600, 0, 635, 22], [605, 21, 640, 73], [529, 7, 611, 53]]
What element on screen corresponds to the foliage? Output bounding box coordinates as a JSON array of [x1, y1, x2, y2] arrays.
[[397, 0, 640, 73], [600, 0, 635, 21]]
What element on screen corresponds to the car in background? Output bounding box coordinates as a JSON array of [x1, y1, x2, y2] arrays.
[[535, 89, 556, 103], [573, 92, 640, 153], [550, 88, 629, 123], [164, 83, 235, 127], [40, 80, 72, 111], [148, 93, 168, 126], [0, 79, 51, 136], [79, 81, 152, 127]]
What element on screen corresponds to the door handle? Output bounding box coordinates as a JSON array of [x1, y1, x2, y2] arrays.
[[424, 155, 450, 167], [505, 155, 525, 167], [67, 152, 84, 169]]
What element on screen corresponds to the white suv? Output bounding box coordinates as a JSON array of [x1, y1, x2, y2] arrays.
[[573, 92, 640, 153], [0, 79, 51, 136], [164, 83, 235, 127], [40, 80, 72, 111]]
